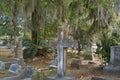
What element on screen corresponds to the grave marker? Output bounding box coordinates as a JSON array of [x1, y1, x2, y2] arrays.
[[84, 44, 94, 60], [8, 63, 20, 74], [49, 27, 75, 80], [0, 61, 5, 70], [104, 46, 120, 76], [18, 66, 34, 79]]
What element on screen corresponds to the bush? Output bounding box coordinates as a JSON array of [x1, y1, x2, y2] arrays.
[[38, 40, 49, 48], [36, 40, 50, 56], [23, 39, 38, 61], [96, 35, 119, 64], [67, 51, 76, 58]]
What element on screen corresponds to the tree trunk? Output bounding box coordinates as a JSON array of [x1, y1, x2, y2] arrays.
[[31, 6, 39, 45], [77, 41, 81, 55], [12, 0, 19, 58], [31, 30, 38, 44]]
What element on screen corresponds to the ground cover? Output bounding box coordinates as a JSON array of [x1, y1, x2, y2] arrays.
[[0, 49, 119, 80]]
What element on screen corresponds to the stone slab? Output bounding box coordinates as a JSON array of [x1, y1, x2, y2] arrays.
[[8, 63, 20, 74], [91, 77, 108, 80], [48, 76, 76, 80], [24, 78, 31, 80], [104, 65, 120, 77]]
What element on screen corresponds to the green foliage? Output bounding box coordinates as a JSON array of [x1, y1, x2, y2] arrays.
[[96, 33, 119, 63], [67, 51, 76, 58], [0, 17, 13, 36], [32, 69, 57, 80], [44, 25, 58, 40], [23, 39, 38, 61], [37, 40, 53, 56], [0, 0, 118, 61], [38, 40, 49, 48], [32, 71, 47, 80], [24, 32, 31, 40]]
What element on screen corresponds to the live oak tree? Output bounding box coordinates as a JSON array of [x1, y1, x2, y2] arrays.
[[68, 0, 117, 54], [0, 0, 119, 56]]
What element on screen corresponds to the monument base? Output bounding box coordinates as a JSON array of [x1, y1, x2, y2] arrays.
[[104, 64, 120, 77], [48, 76, 76, 80]]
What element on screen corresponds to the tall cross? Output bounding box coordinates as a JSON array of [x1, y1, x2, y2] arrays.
[[56, 27, 76, 77]]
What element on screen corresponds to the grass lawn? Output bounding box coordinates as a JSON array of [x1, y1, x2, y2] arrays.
[[0, 55, 15, 78], [0, 48, 15, 78]]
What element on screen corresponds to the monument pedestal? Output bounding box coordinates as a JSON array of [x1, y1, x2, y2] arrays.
[[104, 64, 120, 77], [48, 76, 75, 80], [104, 46, 120, 77]]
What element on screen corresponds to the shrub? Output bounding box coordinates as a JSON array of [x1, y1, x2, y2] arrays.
[[23, 39, 38, 61], [67, 51, 76, 58], [32, 69, 57, 80], [36, 40, 50, 56], [96, 35, 119, 64], [38, 40, 49, 48]]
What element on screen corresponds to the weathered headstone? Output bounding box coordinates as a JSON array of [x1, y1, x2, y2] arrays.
[[0, 61, 5, 70], [70, 58, 81, 69], [104, 46, 120, 77], [8, 63, 20, 74], [84, 44, 94, 60], [18, 66, 34, 79], [49, 27, 75, 80]]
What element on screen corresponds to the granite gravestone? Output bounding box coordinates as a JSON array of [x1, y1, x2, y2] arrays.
[[49, 27, 75, 80], [84, 45, 94, 60], [8, 63, 20, 74], [9, 41, 24, 74], [70, 58, 81, 69], [0, 61, 5, 70], [104, 46, 120, 76], [18, 66, 34, 79]]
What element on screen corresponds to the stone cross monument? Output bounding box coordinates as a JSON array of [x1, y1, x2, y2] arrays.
[[49, 27, 75, 80]]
